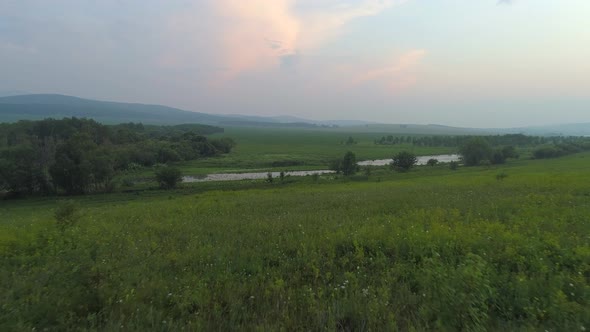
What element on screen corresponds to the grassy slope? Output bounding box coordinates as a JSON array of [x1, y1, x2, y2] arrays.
[[1, 154, 589, 330]]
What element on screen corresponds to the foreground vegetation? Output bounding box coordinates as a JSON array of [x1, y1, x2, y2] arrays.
[[1, 153, 588, 330]]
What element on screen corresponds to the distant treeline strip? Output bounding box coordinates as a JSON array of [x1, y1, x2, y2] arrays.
[[0, 118, 235, 196], [376, 134, 590, 160], [375, 134, 575, 147]]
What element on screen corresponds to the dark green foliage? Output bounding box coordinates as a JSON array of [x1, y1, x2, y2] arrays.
[[311, 173, 320, 182], [155, 166, 183, 189], [426, 158, 439, 166], [449, 161, 459, 170], [329, 152, 358, 176], [459, 137, 492, 166], [491, 149, 507, 164], [266, 172, 274, 183], [376, 133, 557, 148], [210, 137, 236, 154], [532, 142, 590, 159], [496, 172, 508, 181], [0, 118, 234, 195], [341, 151, 358, 176], [330, 159, 343, 174], [343, 136, 357, 145], [501, 145, 519, 159], [391, 151, 418, 172]]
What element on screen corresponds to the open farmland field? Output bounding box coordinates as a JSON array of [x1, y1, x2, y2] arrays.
[[1, 153, 588, 331]]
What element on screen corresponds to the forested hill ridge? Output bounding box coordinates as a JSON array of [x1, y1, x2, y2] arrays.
[[0, 94, 238, 125], [0, 118, 235, 195]]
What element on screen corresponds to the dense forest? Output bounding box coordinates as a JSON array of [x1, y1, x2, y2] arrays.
[[0, 118, 234, 196]]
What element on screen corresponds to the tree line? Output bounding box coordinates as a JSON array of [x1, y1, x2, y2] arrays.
[[0, 118, 235, 196], [374, 134, 578, 147], [332, 135, 590, 176]]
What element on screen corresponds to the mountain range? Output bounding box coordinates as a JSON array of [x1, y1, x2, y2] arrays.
[[1, 94, 589, 136]]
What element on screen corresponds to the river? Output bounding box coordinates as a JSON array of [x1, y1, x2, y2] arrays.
[[358, 154, 461, 166], [183, 154, 461, 183]]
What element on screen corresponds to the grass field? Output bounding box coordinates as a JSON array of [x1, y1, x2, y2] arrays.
[[169, 127, 457, 175], [1, 152, 588, 331]]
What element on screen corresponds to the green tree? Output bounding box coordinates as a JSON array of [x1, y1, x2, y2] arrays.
[[341, 151, 358, 176], [459, 138, 492, 166], [490, 150, 507, 165], [50, 133, 97, 195], [501, 145, 519, 159], [391, 151, 418, 172], [426, 158, 439, 166], [155, 166, 183, 189]]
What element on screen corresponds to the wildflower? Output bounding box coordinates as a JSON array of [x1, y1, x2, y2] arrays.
[[362, 288, 369, 297]]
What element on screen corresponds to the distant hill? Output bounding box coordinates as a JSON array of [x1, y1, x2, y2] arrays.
[[2, 94, 588, 136], [495, 123, 590, 137], [0, 94, 244, 125]]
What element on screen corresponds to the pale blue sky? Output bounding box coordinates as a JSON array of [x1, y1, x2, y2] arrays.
[[1, 0, 589, 127]]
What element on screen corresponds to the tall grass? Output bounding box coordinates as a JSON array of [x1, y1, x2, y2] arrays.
[[1, 154, 589, 330]]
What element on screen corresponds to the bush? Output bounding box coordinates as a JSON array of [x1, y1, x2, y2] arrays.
[[533, 146, 566, 159], [155, 166, 183, 189], [459, 138, 492, 166], [496, 172, 508, 181], [490, 150, 507, 165], [391, 151, 418, 172], [449, 161, 459, 170], [331, 152, 358, 176], [426, 158, 439, 166]]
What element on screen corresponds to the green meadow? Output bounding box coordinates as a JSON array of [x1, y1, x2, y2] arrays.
[[1, 151, 588, 331], [176, 127, 456, 175]]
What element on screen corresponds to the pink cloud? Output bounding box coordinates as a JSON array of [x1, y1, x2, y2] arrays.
[[211, 0, 407, 82], [159, 1, 411, 87], [354, 49, 426, 91]]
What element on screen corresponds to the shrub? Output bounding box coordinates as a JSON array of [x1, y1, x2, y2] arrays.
[[391, 151, 418, 172], [459, 138, 492, 166], [496, 172, 508, 181], [331, 152, 358, 176], [155, 166, 183, 189], [426, 158, 439, 166], [490, 150, 507, 165]]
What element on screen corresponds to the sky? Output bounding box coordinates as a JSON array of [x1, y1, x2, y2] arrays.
[[1, 0, 589, 127]]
